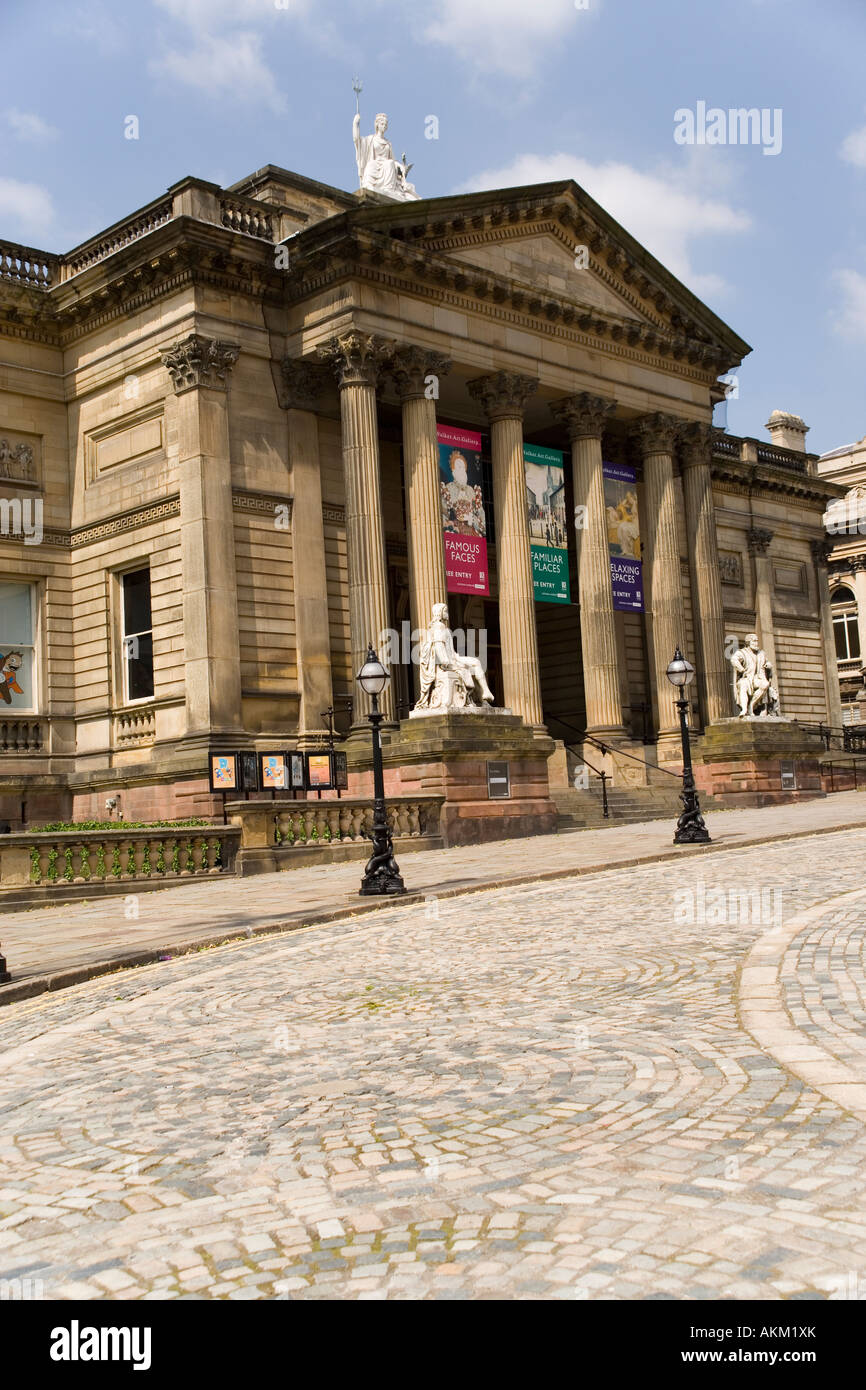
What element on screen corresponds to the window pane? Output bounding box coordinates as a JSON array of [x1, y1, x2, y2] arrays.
[[0, 582, 33, 644], [126, 630, 154, 701], [848, 616, 861, 659], [834, 618, 848, 660], [122, 569, 152, 636]]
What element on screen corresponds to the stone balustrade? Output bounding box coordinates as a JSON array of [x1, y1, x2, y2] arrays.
[[0, 241, 58, 288], [219, 197, 275, 241], [113, 707, 156, 749], [227, 796, 445, 874], [0, 826, 240, 905], [0, 718, 44, 753], [63, 199, 174, 278]]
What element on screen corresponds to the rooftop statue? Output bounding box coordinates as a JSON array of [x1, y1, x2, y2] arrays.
[[353, 110, 419, 202]]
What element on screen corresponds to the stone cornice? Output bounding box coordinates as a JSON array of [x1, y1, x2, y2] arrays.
[[710, 455, 845, 507]]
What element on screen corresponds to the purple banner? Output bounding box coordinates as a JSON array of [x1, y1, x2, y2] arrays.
[[603, 462, 643, 612]]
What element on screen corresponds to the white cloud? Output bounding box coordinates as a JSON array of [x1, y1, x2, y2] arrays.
[[840, 125, 866, 169], [0, 178, 56, 237], [420, 0, 582, 78], [151, 31, 287, 115], [831, 269, 866, 340], [453, 152, 751, 300], [5, 109, 59, 142]]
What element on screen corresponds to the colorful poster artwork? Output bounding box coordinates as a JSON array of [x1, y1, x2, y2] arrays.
[[306, 753, 332, 789], [261, 753, 289, 790], [209, 754, 238, 791], [603, 461, 644, 612], [437, 424, 489, 596], [524, 442, 570, 604]]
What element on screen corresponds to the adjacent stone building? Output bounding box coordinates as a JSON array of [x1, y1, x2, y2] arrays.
[[816, 433, 866, 722], [0, 165, 845, 833]]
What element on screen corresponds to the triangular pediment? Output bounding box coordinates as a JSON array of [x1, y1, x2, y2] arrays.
[[442, 228, 653, 326]]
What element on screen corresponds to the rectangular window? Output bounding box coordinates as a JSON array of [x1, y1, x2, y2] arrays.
[[0, 581, 37, 710], [834, 612, 860, 662], [121, 568, 154, 702]]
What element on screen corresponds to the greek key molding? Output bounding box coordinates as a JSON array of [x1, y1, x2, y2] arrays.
[[232, 490, 292, 519], [322, 503, 346, 525]]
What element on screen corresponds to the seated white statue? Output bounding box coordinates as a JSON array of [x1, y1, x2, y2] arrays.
[[353, 112, 419, 201], [414, 603, 494, 712], [730, 633, 781, 717]]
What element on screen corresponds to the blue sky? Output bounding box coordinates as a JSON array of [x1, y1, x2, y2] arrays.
[[2, 0, 865, 455]]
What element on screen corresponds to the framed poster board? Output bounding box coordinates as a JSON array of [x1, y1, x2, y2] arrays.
[[780, 759, 797, 791], [306, 752, 333, 790], [289, 753, 306, 791], [208, 752, 239, 793], [239, 751, 260, 792], [260, 752, 289, 791], [333, 749, 348, 790]]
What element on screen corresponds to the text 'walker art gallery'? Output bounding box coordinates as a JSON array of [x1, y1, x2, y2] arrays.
[[0, 103, 851, 891]]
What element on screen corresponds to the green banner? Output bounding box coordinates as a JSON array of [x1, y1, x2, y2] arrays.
[[524, 442, 570, 604]]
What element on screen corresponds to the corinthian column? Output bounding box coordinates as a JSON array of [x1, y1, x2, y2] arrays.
[[633, 413, 688, 748], [278, 358, 333, 745], [812, 538, 845, 728], [748, 527, 777, 677], [551, 392, 625, 736], [319, 331, 396, 723], [389, 347, 451, 646], [468, 371, 542, 727], [161, 332, 242, 738], [679, 422, 729, 724]]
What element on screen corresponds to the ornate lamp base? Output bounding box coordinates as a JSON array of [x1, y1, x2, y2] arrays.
[[359, 828, 407, 896], [673, 789, 712, 845]]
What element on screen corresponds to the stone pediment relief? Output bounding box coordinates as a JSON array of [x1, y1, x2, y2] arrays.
[[443, 230, 653, 327]]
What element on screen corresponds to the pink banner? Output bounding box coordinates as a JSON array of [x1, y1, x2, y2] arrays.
[[437, 424, 489, 596]]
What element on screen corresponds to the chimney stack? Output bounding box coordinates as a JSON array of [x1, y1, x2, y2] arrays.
[[766, 410, 808, 453]]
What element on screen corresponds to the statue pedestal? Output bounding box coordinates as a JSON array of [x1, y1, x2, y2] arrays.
[[347, 712, 557, 846], [693, 718, 826, 807]]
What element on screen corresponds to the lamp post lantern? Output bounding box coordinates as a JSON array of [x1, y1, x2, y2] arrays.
[[357, 645, 406, 896], [666, 646, 711, 845]]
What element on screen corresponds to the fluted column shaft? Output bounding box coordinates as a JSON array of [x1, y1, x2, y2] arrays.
[[390, 349, 451, 647], [813, 540, 844, 728], [748, 529, 777, 677], [552, 394, 624, 734], [635, 414, 688, 740], [320, 333, 395, 723], [680, 424, 729, 724], [468, 372, 542, 726]]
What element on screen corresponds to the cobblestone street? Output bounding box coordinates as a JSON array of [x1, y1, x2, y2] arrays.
[[1, 828, 865, 1300]]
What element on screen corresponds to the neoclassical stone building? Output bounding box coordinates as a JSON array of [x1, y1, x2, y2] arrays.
[[0, 164, 845, 832], [817, 432, 866, 721]]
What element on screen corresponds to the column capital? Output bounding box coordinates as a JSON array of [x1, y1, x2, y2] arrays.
[[550, 392, 615, 441], [678, 420, 715, 467], [277, 357, 329, 411], [389, 345, 452, 401], [632, 412, 680, 456], [160, 333, 239, 395], [810, 536, 833, 566], [848, 554, 866, 573], [748, 527, 774, 556], [467, 370, 537, 422], [318, 331, 394, 389]]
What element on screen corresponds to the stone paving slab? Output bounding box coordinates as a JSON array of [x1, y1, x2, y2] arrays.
[[1, 792, 866, 1003], [1, 830, 865, 1299]]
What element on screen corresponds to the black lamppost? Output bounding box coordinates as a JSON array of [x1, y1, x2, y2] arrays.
[[357, 645, 406, 896], [666, 646, 711, 845]]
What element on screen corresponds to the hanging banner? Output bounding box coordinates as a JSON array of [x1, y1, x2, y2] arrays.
[[603, 461, 643, 611], [524, 442, 570, 604], [437, 424, 489, 596]]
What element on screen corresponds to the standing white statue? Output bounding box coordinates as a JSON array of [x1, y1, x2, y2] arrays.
[[730, 633, 781, 717], [413, 603, 494, 713], [353, 111, 419, 202]]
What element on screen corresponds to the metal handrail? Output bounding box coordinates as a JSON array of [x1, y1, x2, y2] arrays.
[[583, 731, 683, 779]]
